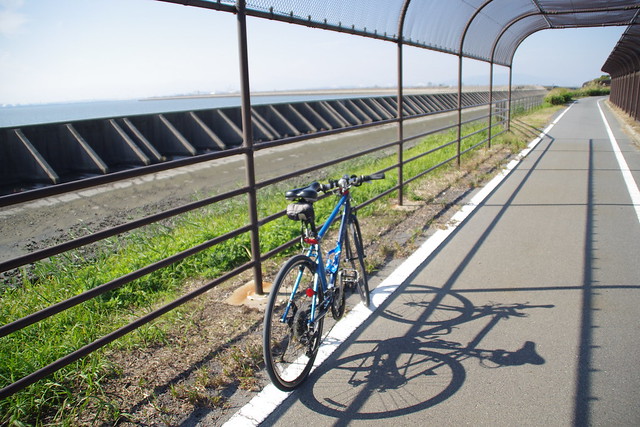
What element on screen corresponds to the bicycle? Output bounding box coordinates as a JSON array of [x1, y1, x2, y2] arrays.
[[263, 172, 385, 391]]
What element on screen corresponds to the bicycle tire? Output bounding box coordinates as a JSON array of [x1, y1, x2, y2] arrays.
[[263, 254, 324, 391], [344, 215, 370, 307]]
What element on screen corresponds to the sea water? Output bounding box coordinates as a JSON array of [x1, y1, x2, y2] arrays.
[[0, 93, 371, 128]]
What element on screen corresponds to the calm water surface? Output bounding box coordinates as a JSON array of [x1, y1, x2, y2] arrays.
[[0, 93, 371, 128]]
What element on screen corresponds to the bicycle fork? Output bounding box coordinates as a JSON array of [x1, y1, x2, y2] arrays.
[[279, 259, 325, 343]]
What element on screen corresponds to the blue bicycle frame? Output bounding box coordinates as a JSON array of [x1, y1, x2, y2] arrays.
[[280, 191, 352, 325]]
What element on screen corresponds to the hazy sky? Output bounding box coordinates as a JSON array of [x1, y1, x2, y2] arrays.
[[0, 0, 627, 105]]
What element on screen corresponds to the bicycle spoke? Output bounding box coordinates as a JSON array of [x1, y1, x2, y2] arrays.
[[264, 255, 324, 391], [265, 172, 383, 390]]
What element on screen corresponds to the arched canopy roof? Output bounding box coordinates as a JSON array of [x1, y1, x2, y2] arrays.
[[160, 0, 640, 67], [602, 24, 640, 76]]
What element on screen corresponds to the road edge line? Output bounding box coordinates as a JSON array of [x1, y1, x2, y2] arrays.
[[597, 100, 640, 225], [222, 105, 572, 426]]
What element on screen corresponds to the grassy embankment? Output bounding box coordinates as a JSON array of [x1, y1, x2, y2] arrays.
[[544, 82, 610, 105], [1, 99, 568, 424]]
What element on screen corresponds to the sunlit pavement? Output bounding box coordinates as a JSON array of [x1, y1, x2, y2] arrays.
[[225, 97, 640, 426]]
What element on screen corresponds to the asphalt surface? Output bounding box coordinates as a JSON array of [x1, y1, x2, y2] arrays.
[[234, 97, 640, 426]]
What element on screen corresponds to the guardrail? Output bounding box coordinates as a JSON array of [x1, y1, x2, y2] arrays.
[[0, 92, 544, 400]]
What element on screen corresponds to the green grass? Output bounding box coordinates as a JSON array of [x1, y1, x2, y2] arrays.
[[544, 84, 610, 105], [0, 107, 541, 424]]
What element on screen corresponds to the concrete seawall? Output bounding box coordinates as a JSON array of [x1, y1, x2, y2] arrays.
[[0, 89, 545, 196]]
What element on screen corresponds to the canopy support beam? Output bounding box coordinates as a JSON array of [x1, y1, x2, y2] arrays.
[[237, 0, 264, 295]]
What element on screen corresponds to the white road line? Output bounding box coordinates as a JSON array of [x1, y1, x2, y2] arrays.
[[597, 100, 640, 225], [222, 106, 571, 426]]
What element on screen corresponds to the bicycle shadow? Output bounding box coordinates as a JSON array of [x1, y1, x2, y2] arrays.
[[294, 285, 553, 422], [263, 136, 562, 423]]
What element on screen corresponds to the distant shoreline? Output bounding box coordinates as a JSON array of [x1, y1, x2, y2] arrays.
[[141, 88, 409, 101], [141, 85, 533, 101], [1, 85, 544, 128]]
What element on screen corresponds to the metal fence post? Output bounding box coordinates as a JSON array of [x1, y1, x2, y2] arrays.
[[488, 61, 494, 148], [633, 71, 637, 120], [395, 0, 412, 206], [236, 0, 264, 295], [456, 54, 463, 167], [631, 70, 640, 120], [397, 39, 404, 206], [507, 66, 513, 132]]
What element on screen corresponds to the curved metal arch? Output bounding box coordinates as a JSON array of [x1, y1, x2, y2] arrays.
[[489, 9, 557, 64], [603, 56, 629, 77], [159, 0, 640, 67], [603, 21, 640, 75], [396, 0, 502, 65], [615, 39, 640, 70], [397, 0, 412, 39], [490, 4, 640, 66], [501, 26, 546, 66], [615, 45, 640, 71], [602, 42, 640, 76], [498, 17, 549, 65], [458, 0, 497, 55]]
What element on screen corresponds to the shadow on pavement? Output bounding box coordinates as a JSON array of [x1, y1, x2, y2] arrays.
[[295, 286, 553, 422]]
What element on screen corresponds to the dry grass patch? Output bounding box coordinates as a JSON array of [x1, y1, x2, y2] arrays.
[[7, 104, 574, 426]]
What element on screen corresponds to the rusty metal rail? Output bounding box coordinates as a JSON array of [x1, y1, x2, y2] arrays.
[[0, 93, 542, 400], [0, 91, 535, 201], [2, 0, 636, 414]]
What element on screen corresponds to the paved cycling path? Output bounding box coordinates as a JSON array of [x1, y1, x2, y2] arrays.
[[225, 97, 640, 426]]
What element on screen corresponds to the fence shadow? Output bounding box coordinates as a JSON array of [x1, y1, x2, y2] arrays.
[[290, 286, 553, 422]]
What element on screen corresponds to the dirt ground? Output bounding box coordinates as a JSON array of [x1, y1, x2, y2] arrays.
[[10, 100, 637, 425], [94, 101, 640, 426], [78, 144, 520, 426], [0, 107, 481, 264]]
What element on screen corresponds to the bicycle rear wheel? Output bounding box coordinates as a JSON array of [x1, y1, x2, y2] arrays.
[[344, 215, 370, 307], [263, 254, 324, 391]]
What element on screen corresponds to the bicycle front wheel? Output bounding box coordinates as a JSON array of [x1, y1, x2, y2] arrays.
[[263, 254, 324, 391], [344, 215, 370, 307]]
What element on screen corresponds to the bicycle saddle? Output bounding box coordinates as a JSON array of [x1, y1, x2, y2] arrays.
[[285, 182, 321, 202]]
